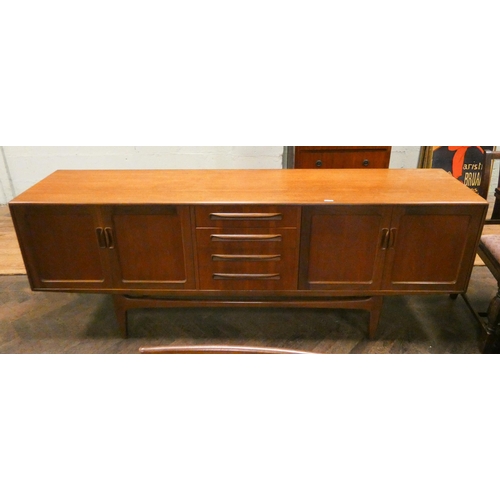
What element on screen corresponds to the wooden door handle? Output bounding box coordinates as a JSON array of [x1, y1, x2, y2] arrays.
[[380, 228, 390, 249], [95, 228, 106, 248], [104, 227, 114, 249], [388, 228, 397, 248]]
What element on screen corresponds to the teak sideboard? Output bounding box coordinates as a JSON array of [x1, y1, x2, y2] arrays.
[[9, 169, 488, 338]]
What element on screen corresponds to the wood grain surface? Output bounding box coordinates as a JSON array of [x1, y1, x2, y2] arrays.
[[9, 169, 487, 205]]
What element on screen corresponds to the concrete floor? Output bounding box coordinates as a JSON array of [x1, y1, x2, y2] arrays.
[[0, 266, 495, 354]]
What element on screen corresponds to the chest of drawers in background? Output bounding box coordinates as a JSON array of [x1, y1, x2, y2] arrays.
[[294, 146, 392, 169]]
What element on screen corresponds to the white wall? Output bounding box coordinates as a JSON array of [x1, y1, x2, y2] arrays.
[[0, 148, 15, 204], [0, 146, 284, 202], [0, 146, 423, 203], [388, 146, 421, 169]]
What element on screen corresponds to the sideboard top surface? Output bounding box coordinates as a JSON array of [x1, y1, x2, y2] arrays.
[[10, 169, 487, 205]]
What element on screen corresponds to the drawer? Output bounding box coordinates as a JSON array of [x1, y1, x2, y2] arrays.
[[295, 147, 391, 169], [195, 205, 300, 228], [196, 228, 299, 290]]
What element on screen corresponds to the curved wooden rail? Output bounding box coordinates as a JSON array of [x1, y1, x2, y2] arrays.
[[138, 345, 314, 354]]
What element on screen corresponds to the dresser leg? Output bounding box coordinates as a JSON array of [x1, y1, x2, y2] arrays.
[[113, 295, 128, 338], [368, 296, 384, 340]]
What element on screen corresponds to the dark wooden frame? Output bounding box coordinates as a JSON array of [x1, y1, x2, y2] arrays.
[[459, 151, 500, 352], [484, 150, 500, 222]]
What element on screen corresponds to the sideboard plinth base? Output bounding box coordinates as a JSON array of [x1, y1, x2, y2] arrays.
[[112, 294, 384, 340]]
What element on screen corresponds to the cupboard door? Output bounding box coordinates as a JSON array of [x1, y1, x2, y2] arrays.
[[102, 206, 195, 290], [382, 205, 486, 292], [299, 206, 392, 290], [9, 205, 112, 290]]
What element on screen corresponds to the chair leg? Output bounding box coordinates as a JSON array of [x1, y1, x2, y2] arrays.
[[483, 287, 500, 353]]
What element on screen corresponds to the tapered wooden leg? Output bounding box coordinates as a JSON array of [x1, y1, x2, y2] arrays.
[[113, 295, 128, 338], [368, 296, 384, 340]]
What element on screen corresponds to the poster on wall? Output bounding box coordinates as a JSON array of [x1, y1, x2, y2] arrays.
[[420, 146, 495, 198]]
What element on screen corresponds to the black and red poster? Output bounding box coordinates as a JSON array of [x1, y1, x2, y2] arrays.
[[430, 146, 494, 196]]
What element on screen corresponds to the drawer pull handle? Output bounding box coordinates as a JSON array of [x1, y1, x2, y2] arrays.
[[362, 159, 370, 166], [212, 254, 281, 261], [210, 212, 282, 220], [213, 273, 280, 280], [211, 234, 282, 242], [315, 160, 323, 167]]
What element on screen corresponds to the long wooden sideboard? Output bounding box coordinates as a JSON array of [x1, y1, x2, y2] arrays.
[[9, 169, 488, 338]]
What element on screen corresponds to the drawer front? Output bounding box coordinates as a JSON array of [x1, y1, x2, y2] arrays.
[[295, 148, 391, 169], [196, 228, 299, 290], [195, 205, 300, 228]]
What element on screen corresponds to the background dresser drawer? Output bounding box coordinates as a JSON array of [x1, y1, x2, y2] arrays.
[[196, 227, 299, 290], [195, 205, 300, 228], [294, 146, 391, 169]]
